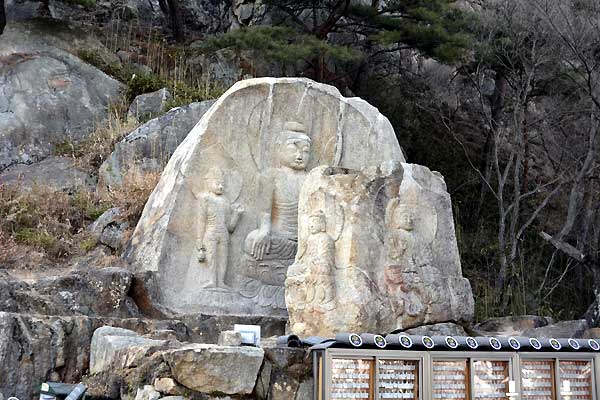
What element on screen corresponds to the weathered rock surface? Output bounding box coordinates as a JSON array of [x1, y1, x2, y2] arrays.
[[128, 88, 172, 122], [0, 267, 139, 318], [89, 208, 130, 251], [218, 330, 242, 346], [0, 21, 123, 170], [0, 156, 95, 193], [402, 322, 468, 336], [90, 326, 167, 374], [0, 312, 189, 400], [285, 164, 474, 336], [474, 315, 554, 336], [522, 319, 589, 338], [153, 377, 179, 395], [164, 344, 264, 395], [135, 385, 161, 400], [6, 0, 235, 34], [98, 100, 215, 191], [126, 77, 405, 317]]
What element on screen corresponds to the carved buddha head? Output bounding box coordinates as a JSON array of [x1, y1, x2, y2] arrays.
[[280, 121, 311, 171], [393, 204, 414, 231], [308, 211, 326, 234], [207, 167, 225, 195]]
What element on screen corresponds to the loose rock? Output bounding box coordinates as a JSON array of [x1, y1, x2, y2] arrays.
[[218, 330, 242, 346], [163, 344, 264, 395], [128, 88, 172, 123]]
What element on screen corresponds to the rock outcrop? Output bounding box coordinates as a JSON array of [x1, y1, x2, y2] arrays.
[[86, 326, 311, 399], [0, 156, 95, 193], [98, 100, 215, 191], [0, 267, 138, 318], [0, 21, 123, 170], [0, 312, 189, 400], [125, 77, 405, 317]]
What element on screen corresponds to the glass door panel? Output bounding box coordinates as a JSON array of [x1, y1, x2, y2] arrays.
[[432, 360, 469, 400], [378, 359, 419, 400], [473, 360, 510, 400], [331, 358, 374, 399], [558, 360, 593, 400], [521, 360, 555, 400]]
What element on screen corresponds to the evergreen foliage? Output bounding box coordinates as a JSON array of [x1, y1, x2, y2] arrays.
[[199, 0, 475, 82], [197, 26, 363, 66]]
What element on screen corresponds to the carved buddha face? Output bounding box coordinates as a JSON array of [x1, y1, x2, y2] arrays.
[[308, 213, 326, 234], [207, 168, 225, 195], [281, 137, 311, 170], [393, 206, 414, 231]]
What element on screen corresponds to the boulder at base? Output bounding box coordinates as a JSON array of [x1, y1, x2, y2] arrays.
[[125, 77, 405, 316]]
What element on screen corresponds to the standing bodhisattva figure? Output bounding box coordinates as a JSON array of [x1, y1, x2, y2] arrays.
[[197, 167, 243, 288]]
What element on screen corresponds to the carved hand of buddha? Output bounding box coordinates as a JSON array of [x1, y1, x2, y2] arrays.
[[252, 228, 271, 260], [232, 203, 244, 216]]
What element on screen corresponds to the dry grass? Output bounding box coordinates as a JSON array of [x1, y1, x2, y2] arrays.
[[0, 167, 160, 262], [78, 19, 227, 107], [0, 184, 109, 259], [101, 167, 161, 227]]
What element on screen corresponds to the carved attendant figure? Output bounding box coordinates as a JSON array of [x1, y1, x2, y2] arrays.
[[197, 167, 243, 288], [287, 211, 336, 313], [244, 121, 311, 266], [304, 211, 336, 311], [384, 201, 429, 325]]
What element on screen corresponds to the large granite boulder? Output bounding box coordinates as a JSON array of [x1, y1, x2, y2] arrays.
[[285, 165, 474, 336], [125, 77, 405, 316], [0, 156, 95, 193], [164, 344, 264, 395], [98, 100, 216, 191], [90, 326, 166, 374], [0, 21, 123, 170]]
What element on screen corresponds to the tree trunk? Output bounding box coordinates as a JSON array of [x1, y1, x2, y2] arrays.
[[0, 0, 6, 36], [474, 72, 507, 225], [166, 0, 184, 42]]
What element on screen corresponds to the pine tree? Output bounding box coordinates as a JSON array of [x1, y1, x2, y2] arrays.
[[200, 0, 475, 84]]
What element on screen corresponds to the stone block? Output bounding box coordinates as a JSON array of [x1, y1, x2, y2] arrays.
[[218, 330, 242, 346], [163, 344, 264, 395]]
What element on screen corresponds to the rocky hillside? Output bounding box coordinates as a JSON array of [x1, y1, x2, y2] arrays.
[[0, 1, 599, 398]]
